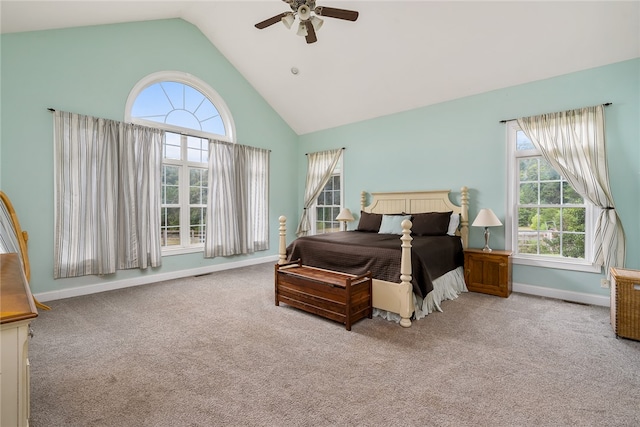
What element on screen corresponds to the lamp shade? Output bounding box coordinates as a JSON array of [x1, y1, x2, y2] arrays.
[[336, 208, 354, 222], [296, 21, 308, 37], [472, 209, 502, 227], [311, 16, 323, 31], [281, 13, 295, 29]]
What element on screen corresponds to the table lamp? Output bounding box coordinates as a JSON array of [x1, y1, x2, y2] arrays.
[[472, 208, 502, 252], [336, 208, 354, 231]]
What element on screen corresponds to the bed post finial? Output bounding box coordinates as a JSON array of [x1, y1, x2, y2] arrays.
[[278, 216, 287, 265], [360, 191, 366, 212], [460, 186, 469, 249]]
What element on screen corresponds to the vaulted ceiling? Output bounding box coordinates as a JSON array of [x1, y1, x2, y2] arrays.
[[2, 1, 639, 135]]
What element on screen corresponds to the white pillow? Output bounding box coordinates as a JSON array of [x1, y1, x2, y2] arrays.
[[378, 214, 411, 235], [447, 213, 460, 236]]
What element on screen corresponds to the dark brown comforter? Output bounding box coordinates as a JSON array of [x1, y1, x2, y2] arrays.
[[286, 231, 464, 299]]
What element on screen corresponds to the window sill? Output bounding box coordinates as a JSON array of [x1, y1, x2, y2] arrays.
[[512, 255, 601, 273], [162, 246, 204, 256]]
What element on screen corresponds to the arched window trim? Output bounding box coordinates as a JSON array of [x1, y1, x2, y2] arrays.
[[124, 70, 236, 143]]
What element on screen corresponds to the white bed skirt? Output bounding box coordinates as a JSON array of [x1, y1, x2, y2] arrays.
[[373, 266, 467, 323]]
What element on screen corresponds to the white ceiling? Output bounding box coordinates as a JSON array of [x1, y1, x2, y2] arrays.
[[2, 1, 639, 135]]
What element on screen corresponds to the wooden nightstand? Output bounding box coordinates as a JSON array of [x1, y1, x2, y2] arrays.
[[464, 249, 512, 298]]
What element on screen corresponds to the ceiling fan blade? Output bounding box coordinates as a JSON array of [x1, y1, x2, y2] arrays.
[[304, 20, 317, 44], [255, 12, 288, 29], [314, 6, 359, 21]]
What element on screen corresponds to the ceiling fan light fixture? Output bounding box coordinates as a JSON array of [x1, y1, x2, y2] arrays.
[[281, 12, 295, 29], [296, 21, 308, 37], [255, 1, 359, 43], [311, 16, 323, 32], [297, 4, 311, 21]]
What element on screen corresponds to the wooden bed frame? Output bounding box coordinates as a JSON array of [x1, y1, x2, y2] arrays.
[[278, 187, 469, 328]]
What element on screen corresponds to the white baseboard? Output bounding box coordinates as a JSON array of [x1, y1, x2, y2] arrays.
[[513, 282, 610, 307], [35, 255, 279, 302], [36, 263, 611, 308]]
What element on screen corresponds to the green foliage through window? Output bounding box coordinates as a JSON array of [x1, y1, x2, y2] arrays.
[[315, 175, 341, 234], [515, 131, 587, 260], [159, 132, 209, 248]]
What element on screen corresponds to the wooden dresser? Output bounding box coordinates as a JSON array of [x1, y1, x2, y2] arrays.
[[1, 253, 38, 427], [464, 249, 512, 298]]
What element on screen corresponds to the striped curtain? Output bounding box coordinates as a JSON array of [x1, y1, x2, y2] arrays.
[[204, 140, 270, 257], [53, 111, 164, 278], [517, 105, 625, 276], [117, 125, 164, 270], [296, 148, 342, 237]]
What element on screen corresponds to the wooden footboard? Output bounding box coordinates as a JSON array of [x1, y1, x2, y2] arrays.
[[375, 219, 414, 327]]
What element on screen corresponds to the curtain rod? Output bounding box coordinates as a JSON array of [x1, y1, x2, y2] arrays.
[[305, 147, 346, 156], [48, 108, 270, 151], [499, 103, 612, 124]]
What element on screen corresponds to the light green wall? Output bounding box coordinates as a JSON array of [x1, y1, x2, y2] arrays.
[[299, 58, 640, 297], [2, 18, 637, 300], [0, 19, 299, 294]]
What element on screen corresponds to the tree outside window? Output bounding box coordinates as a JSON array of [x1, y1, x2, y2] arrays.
[[507, 122, 595, 270], [315, 174, 341, 234]]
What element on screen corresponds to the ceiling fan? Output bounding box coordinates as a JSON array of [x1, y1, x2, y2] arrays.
[[255, 0, 359, 44]]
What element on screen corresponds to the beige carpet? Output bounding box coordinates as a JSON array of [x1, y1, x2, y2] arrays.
[[29, 262, 640, 426]]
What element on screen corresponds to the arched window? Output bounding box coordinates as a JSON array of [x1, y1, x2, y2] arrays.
[[126, 71, 236, 254], [126, 72, 235, 141]]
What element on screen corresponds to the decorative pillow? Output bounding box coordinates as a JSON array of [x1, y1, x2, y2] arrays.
[[378, 214, 411, 235], [356, 211, 383, 232], [411, 211, 453, 236], [447, 212, 460, 236]]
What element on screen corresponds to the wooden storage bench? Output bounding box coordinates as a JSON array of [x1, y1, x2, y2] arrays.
[[275, 260, 372, 330]]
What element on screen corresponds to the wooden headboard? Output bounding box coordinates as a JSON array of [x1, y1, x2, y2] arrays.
[[360, 187, 469, 249]]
